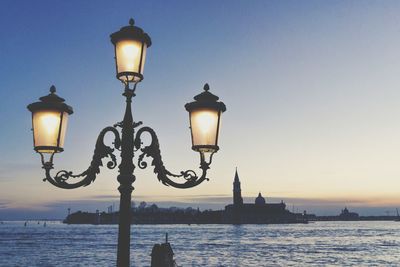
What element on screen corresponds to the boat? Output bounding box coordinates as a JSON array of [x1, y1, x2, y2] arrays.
[[395, 208, 400, 222], [151, 233, 178, 267]]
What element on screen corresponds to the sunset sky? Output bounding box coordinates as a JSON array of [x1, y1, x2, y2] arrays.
[[2, 0, 400, 219]]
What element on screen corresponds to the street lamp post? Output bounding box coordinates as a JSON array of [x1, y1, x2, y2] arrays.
[[27, 19, 226, 267]]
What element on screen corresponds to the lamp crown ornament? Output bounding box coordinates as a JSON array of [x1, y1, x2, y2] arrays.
[[110, 18, 152, 47], [187, 83, 226, 112], [37, 85, 68, 105], [29, 86, 72, 114]]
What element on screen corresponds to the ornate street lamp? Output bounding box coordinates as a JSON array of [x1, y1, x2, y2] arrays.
[[27, 19, 226, 267]]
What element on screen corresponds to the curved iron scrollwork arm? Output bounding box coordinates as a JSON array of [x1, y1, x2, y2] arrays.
[[41, 127, 121, 189], [134, 126, 215, 189]]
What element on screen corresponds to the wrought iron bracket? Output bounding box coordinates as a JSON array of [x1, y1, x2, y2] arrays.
[[38, 121, 215, 190], [134, 126, 215, 188], [40, 126, 121, 189]]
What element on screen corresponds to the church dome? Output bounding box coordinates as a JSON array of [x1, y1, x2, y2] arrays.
[[255, 192, 266, 205]]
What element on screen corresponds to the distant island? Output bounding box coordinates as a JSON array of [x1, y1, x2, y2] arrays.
[[64, 170, 306, 224], [63, 170, 400, 225]]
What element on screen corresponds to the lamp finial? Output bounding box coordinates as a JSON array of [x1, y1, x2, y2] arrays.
[[50, 85, 56, 94], [129, 18, 135, 26], [203, 83, 210, 92]]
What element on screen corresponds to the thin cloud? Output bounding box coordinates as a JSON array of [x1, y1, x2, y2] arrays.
[[0, 202, 10, 209]]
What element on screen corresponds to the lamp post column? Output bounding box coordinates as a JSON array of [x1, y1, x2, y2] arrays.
[[116, 89, 136, 267]]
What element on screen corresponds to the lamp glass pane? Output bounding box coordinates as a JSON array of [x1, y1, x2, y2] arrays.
[[140, 43, 147, 74], [190, 109, 219, 148], [115, 39, 146, 82], [32, 110, 68, 153], [59, 112, 68, 148]]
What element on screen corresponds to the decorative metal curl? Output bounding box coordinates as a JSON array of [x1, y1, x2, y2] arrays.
[[134, 126, 215, 188], [41, 126, 121, 189]]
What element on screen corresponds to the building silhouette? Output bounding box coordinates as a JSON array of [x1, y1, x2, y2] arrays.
[[339, 207, 359, 220], [225, 169, 300, 224], [233, 168, 243, 206]]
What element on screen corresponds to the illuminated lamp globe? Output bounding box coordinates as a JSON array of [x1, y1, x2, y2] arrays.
[[185, 84, 226, 153], [110, 18, 152, 85], [27, 86, 73, 154]]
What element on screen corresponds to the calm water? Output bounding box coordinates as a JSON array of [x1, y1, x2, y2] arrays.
[[0, 221, 399, 266]]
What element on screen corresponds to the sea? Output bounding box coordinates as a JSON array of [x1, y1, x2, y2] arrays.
[[0, 221, 399, 266]]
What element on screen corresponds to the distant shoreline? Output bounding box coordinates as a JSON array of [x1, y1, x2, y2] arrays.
[[1, 219, 400, 224]]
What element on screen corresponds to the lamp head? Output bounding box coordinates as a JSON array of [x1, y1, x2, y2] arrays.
[[185, 84, 226, 153], [27, 86, 73, 153], [110, 18, 152, 85]]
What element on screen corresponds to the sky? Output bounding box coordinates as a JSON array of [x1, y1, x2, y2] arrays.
[[1, 0, 400, 219]]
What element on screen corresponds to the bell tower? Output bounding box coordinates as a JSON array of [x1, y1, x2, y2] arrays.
[[233, 168, 243, 206]]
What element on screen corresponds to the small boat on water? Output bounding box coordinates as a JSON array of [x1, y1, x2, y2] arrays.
[[395, 209, 400, 222], [151, 233, 178, 267]]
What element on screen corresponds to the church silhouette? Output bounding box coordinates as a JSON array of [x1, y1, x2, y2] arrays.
[[224, 169, 303, 224]]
